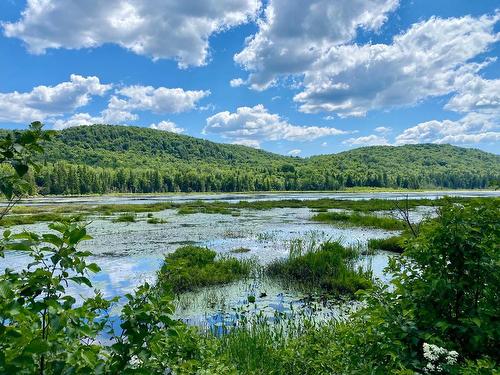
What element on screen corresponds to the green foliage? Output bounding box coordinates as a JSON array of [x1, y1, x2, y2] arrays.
[[312, 210, 406, 230], [0, 212, 84, 227], [146, 216, 167, 224], [1, 125, 498, 194], [0, 122, 52, 220], [157, 246, 253, 293], [388, 199, 500, 359], [368, 234, 406, 253], [0, 221, 111, 374], [1, 125, 499, 373], [112, 213, 136, 223], [267, 241, 372, 295]]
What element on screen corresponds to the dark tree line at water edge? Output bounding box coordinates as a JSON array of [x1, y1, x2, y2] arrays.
[[1, 124, 499, 194], [11, 162, 498, 195]]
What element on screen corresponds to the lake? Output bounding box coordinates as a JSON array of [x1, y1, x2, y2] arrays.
[[1, 190, 498, 327]]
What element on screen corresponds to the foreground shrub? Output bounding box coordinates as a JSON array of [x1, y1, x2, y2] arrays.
[[157, 246, 253, 293]]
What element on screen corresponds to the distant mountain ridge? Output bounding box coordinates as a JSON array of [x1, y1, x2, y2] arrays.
[[2, 124, 499, 193]]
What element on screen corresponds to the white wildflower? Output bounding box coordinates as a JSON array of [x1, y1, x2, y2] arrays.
[[422, 342, 459, 373]]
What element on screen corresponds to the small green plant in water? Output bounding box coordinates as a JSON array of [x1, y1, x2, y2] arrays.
[[157, 246, 253, 293], [266, 241, 372, 296], [112, 213, 136, 223], [147, 216, 167, 224], [312, 211, 406, 230]]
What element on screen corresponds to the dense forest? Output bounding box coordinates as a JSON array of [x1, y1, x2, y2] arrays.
[[1, 125, 499, 194]]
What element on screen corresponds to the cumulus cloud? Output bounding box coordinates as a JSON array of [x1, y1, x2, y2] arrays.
[[395, 112, 499, 145], [295, 13, 500, 115], [1, 77, 210, 129], [375, 126, 392, 134], [0, 74, 110, 123], [445, 75, 500, 114], [233, 0, 499, 119], [343, 134, 389, 146], [287, 149, 302, 156], [234, 0, 399, 89], [52, 108, 138, 130], [232, 139, 261, 148], [230, 78, 245, 87], [110, 85, 210, 114], [204, 104, 347, 147], [149, 120, 185, 134], [3, 0, 261, 68]]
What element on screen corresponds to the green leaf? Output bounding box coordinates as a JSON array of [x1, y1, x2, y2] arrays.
[[24, 339, 49, 354], [69, 276, 92, 287], [69, 227, 87, 245], [87, 263, 101, 273]]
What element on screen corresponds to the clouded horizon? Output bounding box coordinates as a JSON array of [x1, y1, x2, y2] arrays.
[[0, 0, 499, 156]]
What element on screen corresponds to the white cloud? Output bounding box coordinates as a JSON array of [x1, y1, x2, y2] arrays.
[[111, 85, 210, 114], [232, 139, 261, 148], [287, 149, 302, 156], [52, 108, 138, 130], [149, 120, 185, 134], [445, 75, 500, 114], [343, 135, 389, 146], [395, 112, 499, 145], [234, 0, 399, 89], [3, 0, 261, 68], [230, 78, 245, 87], [295, 13, 500, 115], [204, 104, 347, 146], [0, 74, 110, 123], [375, 126, 392, 134]]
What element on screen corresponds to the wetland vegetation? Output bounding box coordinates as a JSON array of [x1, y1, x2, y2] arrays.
[[0, 124, 499, 374]]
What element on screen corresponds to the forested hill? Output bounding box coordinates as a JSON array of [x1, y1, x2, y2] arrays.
[[40, 124, 290, 168], [2, 125, 499, 194]]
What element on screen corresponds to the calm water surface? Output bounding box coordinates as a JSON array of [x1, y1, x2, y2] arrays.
[[2, 191, 496, 325]]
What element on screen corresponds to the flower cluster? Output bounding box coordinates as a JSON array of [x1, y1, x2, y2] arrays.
[[423, 343, 459, 373]]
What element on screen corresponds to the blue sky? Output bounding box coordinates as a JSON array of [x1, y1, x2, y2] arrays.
[[0, 0, 499, 156]]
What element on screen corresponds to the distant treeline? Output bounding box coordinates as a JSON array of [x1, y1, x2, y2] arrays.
[[1, 124, 499, 194], [14, 162, 496, 195]]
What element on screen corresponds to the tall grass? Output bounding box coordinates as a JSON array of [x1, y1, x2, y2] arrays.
[[368, 235, 406, 253], [312, 211, 406, 230], [112, 213, 136, 223], [157, 246, 254, 293], [266, 241, 372, 296]]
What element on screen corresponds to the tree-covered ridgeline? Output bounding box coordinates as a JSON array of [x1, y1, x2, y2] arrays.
[[1, 124, 499, 194]]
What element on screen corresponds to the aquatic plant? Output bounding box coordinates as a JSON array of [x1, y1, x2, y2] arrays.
[[266, 241, 372, 296], [157, 246, 253, 293], [146, 216, 167, 224], [312, 211, 406, 230], [367, 235, 406, 253], [112, 213, 136, 223]]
